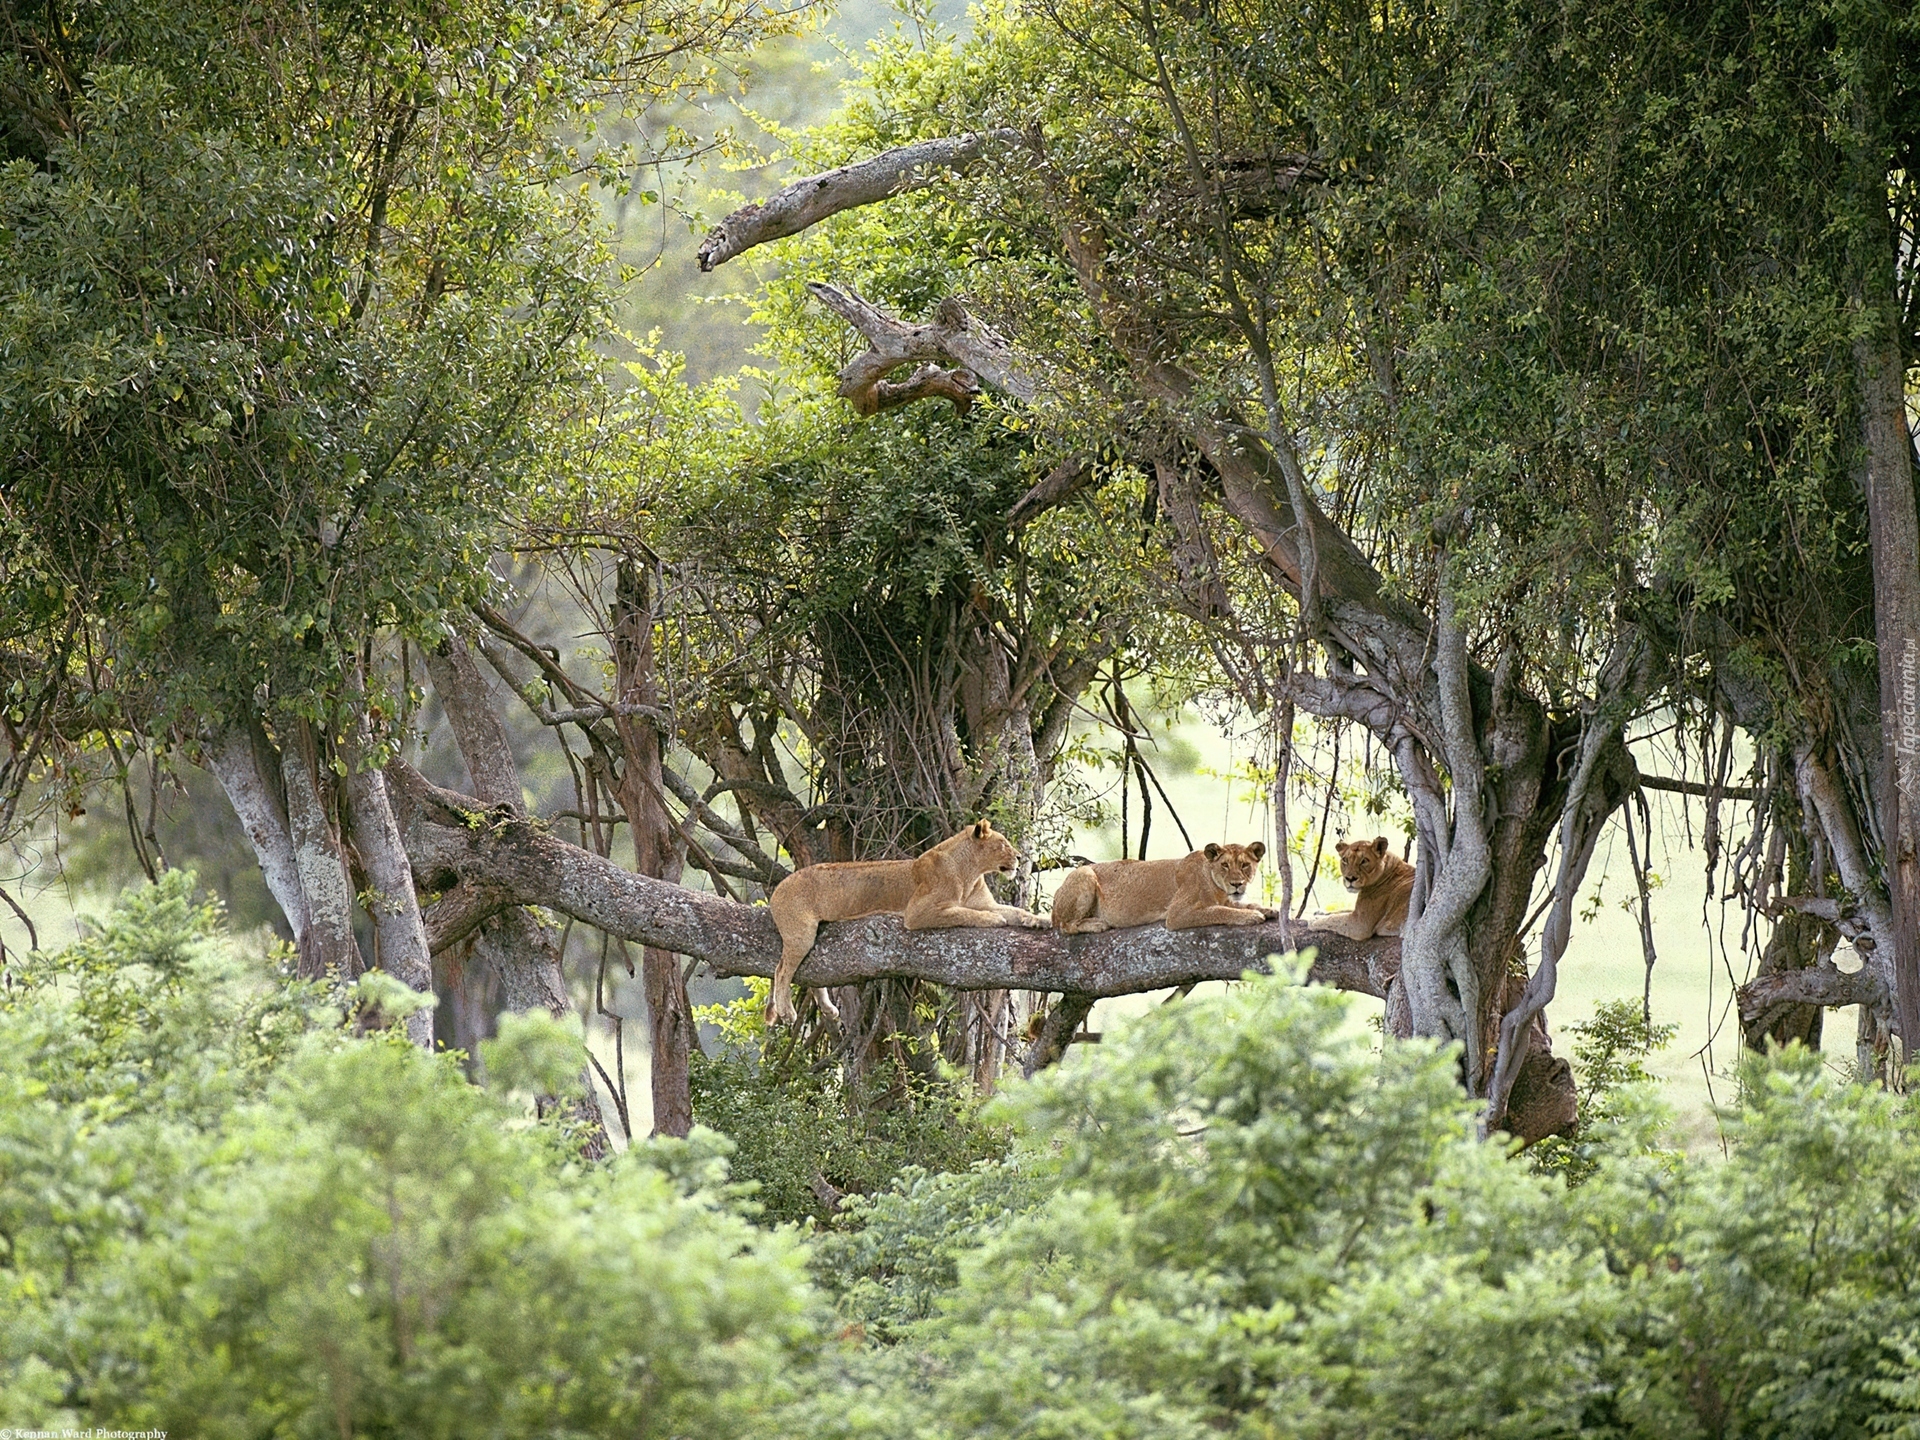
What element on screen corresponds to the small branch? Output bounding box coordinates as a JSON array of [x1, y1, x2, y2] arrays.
[[697, 130, 1022, 271], [423, 879, 518, 956], [1008, 458, 1098, 530], [537, 700, 669, 728], [1738, 960, 1887, 1018], [1639, 774, 1761, 802], [659, 767, 790, 884], [1023, 991, 1095, 1077], [1772, 894, 1877, 944]]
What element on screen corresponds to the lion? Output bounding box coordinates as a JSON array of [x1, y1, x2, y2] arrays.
[[1307, 835, 1414, 940], [1051, 841, 1277, 934], [765, 820, 1048, 1025]]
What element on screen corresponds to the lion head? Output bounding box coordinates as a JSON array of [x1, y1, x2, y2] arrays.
[[968, 819, 1019, 874], [1201, 840, 1266, 900], [1336, 836, 1395, 893]]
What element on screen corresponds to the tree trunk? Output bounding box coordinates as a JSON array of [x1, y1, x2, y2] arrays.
[[611, 559, 694, 1138], [279, 716, 365, 981], [340, 708, 436, 1048], [206, 719, 309, 946], [1846, 44, 1920, 1053], [420, 636, 580, 1041], [421, 637, 607, 1150], [1855, 317, 1920, 1049], [1741, 831, 1831, 1052]]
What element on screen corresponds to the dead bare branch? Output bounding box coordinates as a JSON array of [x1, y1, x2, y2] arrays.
[[697, 130, 1022, 271]]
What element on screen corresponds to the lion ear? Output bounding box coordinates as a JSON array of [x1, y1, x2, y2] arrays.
[[1373, 835, 1390, 856], [974, 820, 991, 839], [1204, 842, 1221, 859], [1247, 841, 1266, 861]]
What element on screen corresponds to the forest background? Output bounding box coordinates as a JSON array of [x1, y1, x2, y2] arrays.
[[4, 0, 1920, 1432]]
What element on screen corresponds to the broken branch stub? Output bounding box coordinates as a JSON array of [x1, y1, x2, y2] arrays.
[[806, 282, 1039, 415]]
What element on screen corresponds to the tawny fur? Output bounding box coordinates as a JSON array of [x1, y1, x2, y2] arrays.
[[1307, 835, 1413, 940], [1052, 841, 1276, 934], [765, 821, 1047, 1025]]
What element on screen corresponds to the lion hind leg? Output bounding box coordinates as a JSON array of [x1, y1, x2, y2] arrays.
[[1058, 916, 1112, 934], [1052, 868, 1108, 934], [1306, 911, 1370, 940], [768, 914, 817, 1027]]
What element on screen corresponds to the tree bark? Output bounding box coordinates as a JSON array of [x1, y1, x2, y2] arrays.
[[206, 719, 308, 945], [610, 559, 694, 1138], [1855, 316, 1920, 1047], [1841, 10, 1920, 1056], [340, 710, 436, 1048], [279, 717, 365, 981], [696, 131, 1021, 271], [1023, 991, 1095, 1077]]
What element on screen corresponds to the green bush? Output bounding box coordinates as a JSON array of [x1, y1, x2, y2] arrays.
[[794, 970, 1920, 1440], [14, 888, 1920, 1439], [689, 983, 1012, 1230], [0, 876, 810, 1436]]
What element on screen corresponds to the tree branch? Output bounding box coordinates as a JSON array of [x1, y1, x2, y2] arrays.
[[697, 130, 1022, 271], [1738, 960, 1887, 1020], [807, 283, 1038, 412], [1009, 457, 1099, 530], [394, 761, 1398, 999]]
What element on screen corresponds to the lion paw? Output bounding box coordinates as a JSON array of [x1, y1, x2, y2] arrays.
[[1017, 911, 1050, 930]]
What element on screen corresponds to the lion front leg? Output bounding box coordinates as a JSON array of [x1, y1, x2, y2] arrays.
[[1305, 911, 1370, 940], [955, 878, 1049, 929], [1167, 903, 1273, 931], [905, 902, 1048, 931]]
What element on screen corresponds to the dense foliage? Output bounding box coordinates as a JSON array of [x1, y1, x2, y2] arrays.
[[0, 875, 808, 1435], [9, 882, 1920, 1435], [689, 979, 1011, 1226], [804, 972, 1920, 1440]]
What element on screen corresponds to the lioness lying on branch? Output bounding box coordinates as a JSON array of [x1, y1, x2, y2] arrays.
[[766, 820, 1048, 1024], [1307, 836, 1413, 941], [1051, 842, 1278, 934]]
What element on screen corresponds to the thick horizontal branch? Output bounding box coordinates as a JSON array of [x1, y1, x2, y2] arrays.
[[395, 764, 1398, 999], [1737, 960, 1886, 1020], [698, 130, 1022, 271]]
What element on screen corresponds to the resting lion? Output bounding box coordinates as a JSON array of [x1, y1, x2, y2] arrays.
[[765, 820, 1048, 1025], [1307, 836, 1413, 940], [1051, 841, 1277, 934]]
